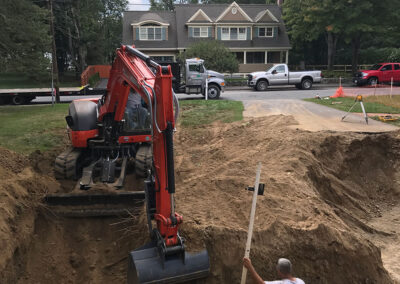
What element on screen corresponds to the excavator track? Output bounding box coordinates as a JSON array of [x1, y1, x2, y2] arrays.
[[135, 145, 152, 178], [55, 148, 82, 180]]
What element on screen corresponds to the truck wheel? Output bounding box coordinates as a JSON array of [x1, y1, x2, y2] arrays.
[[207, 85, 220, 99], [301, 78, 313, 90], [368, 77, 378, 86], [256, 80, 268, 91], [12, 95, 26, 105]]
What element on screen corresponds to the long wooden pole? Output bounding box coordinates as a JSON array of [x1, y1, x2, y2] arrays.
[[49, 0, 60, 103], [241, 162, 262, 284]]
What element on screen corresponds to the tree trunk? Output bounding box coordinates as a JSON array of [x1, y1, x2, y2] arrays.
[[351, 34, 361, 75], [326, 32, 339, 71], [49, 0, 60, 103]]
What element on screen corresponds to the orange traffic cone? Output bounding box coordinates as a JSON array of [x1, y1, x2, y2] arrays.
[[330, 86, 344, 98]]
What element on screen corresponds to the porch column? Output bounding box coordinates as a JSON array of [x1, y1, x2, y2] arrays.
[[244, 51, 247, 64]]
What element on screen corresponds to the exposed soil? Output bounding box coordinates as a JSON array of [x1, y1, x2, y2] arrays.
[[1, 115, 400, 283]]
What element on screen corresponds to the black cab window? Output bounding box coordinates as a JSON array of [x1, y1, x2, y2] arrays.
[[189, 64, 204, 73], [381, 65, 392, 71], [394, 64, 400, 70]]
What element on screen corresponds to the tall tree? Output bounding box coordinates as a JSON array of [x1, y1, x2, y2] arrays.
[[340, 0, 392, 74], [0, 0, 50, 80], [284, 0, 345, 70], [53, 0, 127, 76]]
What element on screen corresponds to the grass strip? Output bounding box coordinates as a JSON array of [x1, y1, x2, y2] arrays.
[[304, 97, 400, 114], [0, 100, 244, 154], [0, 104, 69, 153], [179, 100, 244, 127]]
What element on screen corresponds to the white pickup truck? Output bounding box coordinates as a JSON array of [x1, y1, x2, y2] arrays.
[[247, 64, 322, 91]]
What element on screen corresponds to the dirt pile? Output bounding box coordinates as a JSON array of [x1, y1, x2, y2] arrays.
[[0, 116, 399, 283], [174, 115, 399, 283]]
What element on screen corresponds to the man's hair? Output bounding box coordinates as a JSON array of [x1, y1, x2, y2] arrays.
[[276, 258, 292, 275]]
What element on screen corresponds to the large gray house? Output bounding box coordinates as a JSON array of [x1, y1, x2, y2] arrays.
[[122, 2, 290, 73]]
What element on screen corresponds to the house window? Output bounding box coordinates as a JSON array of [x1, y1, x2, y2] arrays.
[[221, 27, 247, 40], [192, 27, 209, 38], [267, 51, 281, 63], [246, 52, 265, 64], [258, 27, 273, 37], [140, 26, 162, 40], [235, 52, 244, 64]]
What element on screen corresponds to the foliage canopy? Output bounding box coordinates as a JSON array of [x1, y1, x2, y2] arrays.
[[179, 41, 239, 73]]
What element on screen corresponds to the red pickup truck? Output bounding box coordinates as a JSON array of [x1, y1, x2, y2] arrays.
[[353, 63, 400, 86]]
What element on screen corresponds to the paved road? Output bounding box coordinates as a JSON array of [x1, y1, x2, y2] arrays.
[[31, 85, 398, 132]]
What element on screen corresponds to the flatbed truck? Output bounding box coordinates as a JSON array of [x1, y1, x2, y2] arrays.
[[0, 85, 106, 105]]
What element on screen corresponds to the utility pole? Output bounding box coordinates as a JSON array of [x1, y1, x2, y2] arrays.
[[49, 0, 60, 103]]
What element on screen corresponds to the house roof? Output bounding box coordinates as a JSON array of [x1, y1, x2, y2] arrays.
[[175, 4, 290, 49], [122, 4, 290, 50]]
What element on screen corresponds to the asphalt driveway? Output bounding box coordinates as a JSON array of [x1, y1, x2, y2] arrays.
[[216, 85, 398, 132]]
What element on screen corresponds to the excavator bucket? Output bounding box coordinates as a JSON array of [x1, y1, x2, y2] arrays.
[[127, 242, 210, 284]]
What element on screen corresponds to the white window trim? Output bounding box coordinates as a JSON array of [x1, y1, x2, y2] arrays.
[[191, 26, 209, 38], [220, 26, 248, 41], [139, 26, 163, 41], [258, 27, 274, 38]]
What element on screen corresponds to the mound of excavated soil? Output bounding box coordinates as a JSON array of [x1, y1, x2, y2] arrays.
[[0, 116, 399, 283], [174, 115, 399, 283]]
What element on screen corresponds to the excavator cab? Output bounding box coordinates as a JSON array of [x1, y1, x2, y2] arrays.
[[49, 45, 210, 283]]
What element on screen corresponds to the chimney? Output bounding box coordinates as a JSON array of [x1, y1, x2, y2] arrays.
[[277, 0, 283, 6]]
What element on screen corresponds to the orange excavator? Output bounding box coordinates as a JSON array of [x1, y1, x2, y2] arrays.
[[48, 45, 209, 283]]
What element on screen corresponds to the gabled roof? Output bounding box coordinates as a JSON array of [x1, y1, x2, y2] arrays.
[[187, 9, 212, 23], [215, 1, 253, 22], [255, 9, 279, 23]]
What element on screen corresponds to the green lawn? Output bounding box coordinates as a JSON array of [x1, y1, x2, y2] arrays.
[[0, 100, 243, 154], [0, 104, 69, 153], [0, 73, 80, 89], [179, 100, 244, 127], [304, 97, 400, 114]]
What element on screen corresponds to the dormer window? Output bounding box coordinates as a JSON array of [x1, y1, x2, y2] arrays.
[[258, 27, 273, 37], [221, 27, 247, 40], [132, 21, 168, 41], [140, 26, 162, 40], [193, 27, 208, 38]]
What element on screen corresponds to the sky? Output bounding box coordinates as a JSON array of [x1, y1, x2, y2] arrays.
[[127, 0, 151, 11]]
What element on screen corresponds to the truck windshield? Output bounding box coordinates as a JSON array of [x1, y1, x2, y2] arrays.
[[189, 64, 204, 73], [369, 64, 382, 70]]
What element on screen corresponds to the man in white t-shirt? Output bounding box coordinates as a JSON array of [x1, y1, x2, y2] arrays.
[[243, 257, 305, 284]]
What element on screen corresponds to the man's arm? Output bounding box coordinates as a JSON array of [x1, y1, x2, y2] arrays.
[[243, 257, 265, 284]]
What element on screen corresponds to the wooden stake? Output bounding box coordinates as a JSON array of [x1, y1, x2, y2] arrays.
[[241, 162, 262, 284], [390, 77, 393, 98]]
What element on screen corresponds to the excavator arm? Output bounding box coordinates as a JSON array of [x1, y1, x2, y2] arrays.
[[102, 45, 209, 283]]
